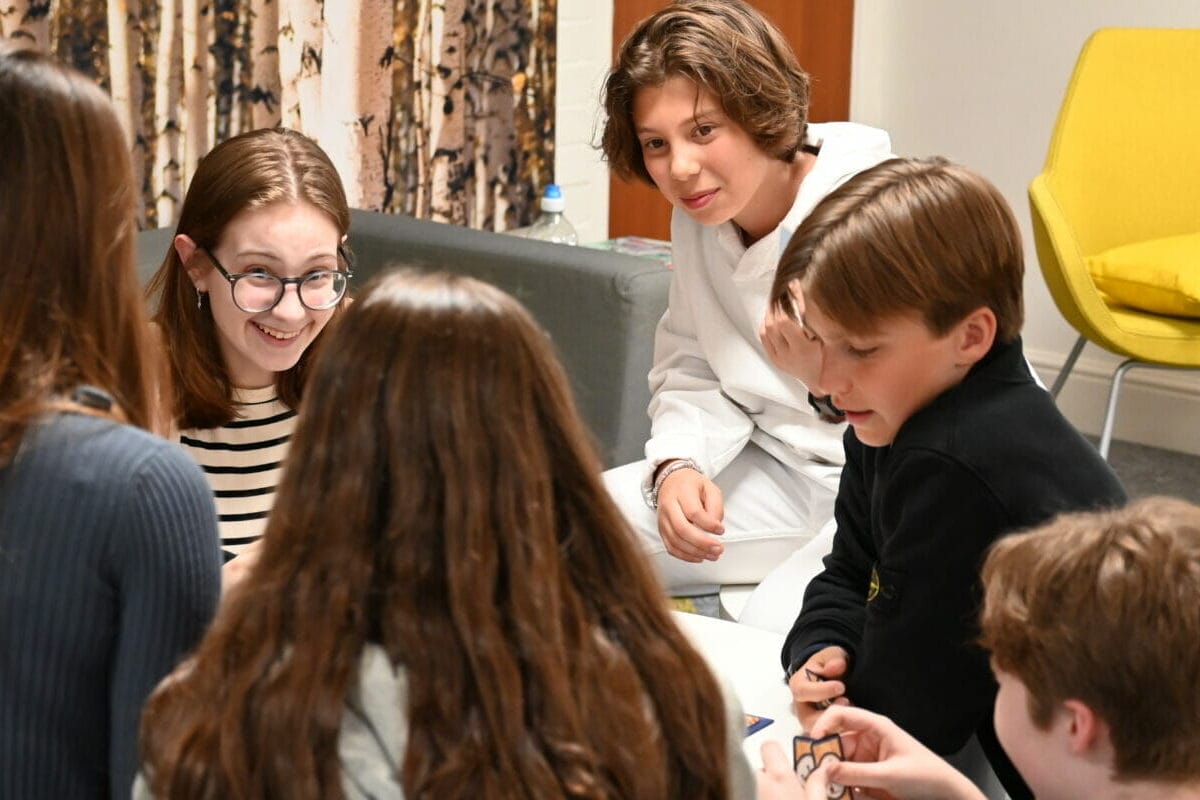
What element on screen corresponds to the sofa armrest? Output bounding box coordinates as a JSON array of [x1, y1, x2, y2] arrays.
[[347, 210, 668, 468]]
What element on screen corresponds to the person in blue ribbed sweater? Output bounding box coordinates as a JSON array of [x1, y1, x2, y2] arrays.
[[0, 45, 222, 799]]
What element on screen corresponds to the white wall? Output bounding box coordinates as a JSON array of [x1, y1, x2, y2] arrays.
[[553, 0, 613, 245], [851, 0, 1200, 455]]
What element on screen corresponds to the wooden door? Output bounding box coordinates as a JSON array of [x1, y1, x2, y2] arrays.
[[608, 0, 855, 240]]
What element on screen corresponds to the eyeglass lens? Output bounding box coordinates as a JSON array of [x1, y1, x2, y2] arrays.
[[234, 271, 348, 313]]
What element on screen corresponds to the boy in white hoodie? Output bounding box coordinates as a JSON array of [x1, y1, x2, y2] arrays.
[[600, 0, 892, 593]]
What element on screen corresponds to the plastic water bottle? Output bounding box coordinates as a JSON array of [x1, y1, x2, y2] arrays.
[[526, 184, 579, 245]]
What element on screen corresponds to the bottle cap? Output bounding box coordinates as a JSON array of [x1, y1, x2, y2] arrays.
[[541, 183, 566, 213]]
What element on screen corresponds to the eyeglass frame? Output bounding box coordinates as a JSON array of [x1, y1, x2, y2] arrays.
[[200, 245, 355, 313]]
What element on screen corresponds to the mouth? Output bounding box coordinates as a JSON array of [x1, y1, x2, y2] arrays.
[[841, 409, 872, 424], [680, 189, 718, 210], [252, 321, 304, 343]]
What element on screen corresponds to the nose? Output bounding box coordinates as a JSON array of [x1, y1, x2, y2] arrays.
[[270, 284, 307, 323], [815, 350, 851, 399], [669, 144, 700, 182]]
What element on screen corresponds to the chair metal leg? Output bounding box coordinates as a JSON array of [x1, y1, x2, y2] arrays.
[[1098, 360, 1139, 460], [1050, 335, 1087, 399]]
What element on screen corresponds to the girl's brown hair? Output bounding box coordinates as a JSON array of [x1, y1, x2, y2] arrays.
[[140, 271, 730, 798], [145, 127, 350, 429], [772, 157, 1025, 343], [0, 45, 155, 463], [601, 0, 810, 184]]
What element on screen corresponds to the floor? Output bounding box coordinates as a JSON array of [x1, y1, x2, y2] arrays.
[[1101, 438, 1200, 504], [678, 438, 1200, 619]]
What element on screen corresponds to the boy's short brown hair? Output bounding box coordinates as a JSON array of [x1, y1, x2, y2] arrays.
[[770, 157, 1024, 343], [980, 497, 1200, 782], [601, 0, 810, 185]]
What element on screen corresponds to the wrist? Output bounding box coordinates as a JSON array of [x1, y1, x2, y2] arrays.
[[941, 767, 990, 800], [651, 458, 683, 484], [642, 458, 700, 510]]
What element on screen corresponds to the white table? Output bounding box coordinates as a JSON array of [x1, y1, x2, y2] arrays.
[[672, 611, 801, 768]]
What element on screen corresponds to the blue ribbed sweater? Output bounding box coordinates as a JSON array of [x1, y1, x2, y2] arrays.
[[0, 413, 221, 799]]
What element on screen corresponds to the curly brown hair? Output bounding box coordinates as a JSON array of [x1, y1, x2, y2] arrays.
[[601, 0, 810, 185], [140, 271, 732, 798]]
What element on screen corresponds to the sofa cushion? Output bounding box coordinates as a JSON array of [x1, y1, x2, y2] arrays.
[[1088, 232, 1200, 318]]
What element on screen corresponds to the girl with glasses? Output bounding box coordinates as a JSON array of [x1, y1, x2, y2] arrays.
[[147, 128, 352, 577], [0, 45, 220, 797], [136, 271, 755, 799]]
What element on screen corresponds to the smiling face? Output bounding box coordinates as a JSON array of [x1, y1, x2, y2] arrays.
[[631, 76, 801, 241], [182, 201, 342, 389], [800, 302, 979, 447]]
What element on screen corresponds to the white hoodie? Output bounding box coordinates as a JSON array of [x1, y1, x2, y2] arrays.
[[643, 122, 894, 486]]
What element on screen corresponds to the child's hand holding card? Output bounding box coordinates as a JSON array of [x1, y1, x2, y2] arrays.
[[793, 733, 849, 800]]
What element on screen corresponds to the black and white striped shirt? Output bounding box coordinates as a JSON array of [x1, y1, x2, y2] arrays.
[[178, 386, 295, 557]]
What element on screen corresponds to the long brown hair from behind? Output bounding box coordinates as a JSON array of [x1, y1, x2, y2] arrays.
[[140, 270, 731, 799], [145, 127, 350, 430], [0, 45, 156, 464], [601, 0, 811, 184]]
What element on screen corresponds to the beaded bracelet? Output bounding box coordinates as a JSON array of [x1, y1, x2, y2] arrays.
[[643, 458, 701, 510]]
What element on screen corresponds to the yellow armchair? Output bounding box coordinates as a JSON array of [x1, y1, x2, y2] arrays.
[[1029, 27, 1200, 459]]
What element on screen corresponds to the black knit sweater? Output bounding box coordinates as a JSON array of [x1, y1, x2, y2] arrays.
[[0, 413, 221, 798], [782, 338, 1126, 800]]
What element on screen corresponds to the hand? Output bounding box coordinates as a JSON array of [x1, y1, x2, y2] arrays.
[[757, 740, 805, 799], [221, 539, 263, 593], [806, 706, 988, 800], [758, 741, 854, 800], [759, 281, 821, 389], [655, 464, 725, 563], [788, 646, 850, 731]]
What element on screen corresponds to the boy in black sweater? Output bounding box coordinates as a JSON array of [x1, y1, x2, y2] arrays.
[[758, 157, 1126, 800], [760, 498, 1200, 800]]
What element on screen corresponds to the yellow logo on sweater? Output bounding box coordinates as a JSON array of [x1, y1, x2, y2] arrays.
[[867, 565, 881, 602]]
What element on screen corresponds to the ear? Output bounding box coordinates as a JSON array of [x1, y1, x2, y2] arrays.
[[952, 306, 997, 367], [1062, 699, 1107, 756], [174, 234, 208, 289]]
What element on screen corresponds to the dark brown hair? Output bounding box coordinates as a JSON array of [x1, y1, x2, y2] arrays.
[[0, 45, 155, 463], [981, 497, 1200, 783], [601, 0, 810, 184], [771, 157, 1025, 343], [140, 271, 730, 798], [145, 127, 350, 429]]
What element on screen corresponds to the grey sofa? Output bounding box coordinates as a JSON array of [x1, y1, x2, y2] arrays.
[[136, 209, 671, 468]]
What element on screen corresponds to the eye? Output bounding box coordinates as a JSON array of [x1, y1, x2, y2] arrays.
[[302, 270, 335, 286], [694, 123, 716, 139], [847, 344, 879, 359], [240, 268, 279, 288], [640, 137, 665, 152]]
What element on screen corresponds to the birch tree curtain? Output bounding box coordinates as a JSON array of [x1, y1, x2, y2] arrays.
[[1, 0, 556, 230]]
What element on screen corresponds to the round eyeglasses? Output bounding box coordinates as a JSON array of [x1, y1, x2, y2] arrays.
[[201, 247, 353, 313]]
